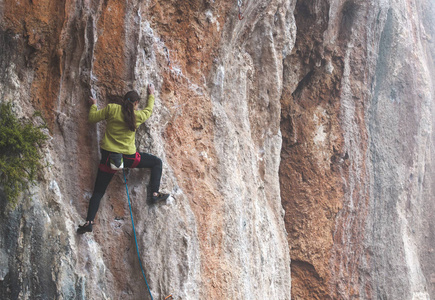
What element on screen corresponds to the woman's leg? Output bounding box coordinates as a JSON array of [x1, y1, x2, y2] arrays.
[[86, 169, 115, 222], [124, 152, 162, 192], [85, 150, 116, 222], [134, 153, 162, 193], [78, 150, 117, 234]]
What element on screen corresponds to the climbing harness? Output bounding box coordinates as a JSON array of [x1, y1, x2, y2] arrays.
[[99, 154, 117, 174], [123, 169, 154, 300], [123, 152, 141, 169], [237, 0, 244, 20], [123, 169, 173, 300]]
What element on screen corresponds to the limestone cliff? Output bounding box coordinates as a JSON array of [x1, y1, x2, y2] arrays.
[[280, 0, 435, 299], [0, 0, 434, 300]]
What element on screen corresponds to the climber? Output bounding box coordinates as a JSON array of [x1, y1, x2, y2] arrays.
[[77, 83, 169, 234]]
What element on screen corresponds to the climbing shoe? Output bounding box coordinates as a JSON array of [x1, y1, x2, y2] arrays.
[[152, 193, 170, 204], [77, 222, 93, 234]]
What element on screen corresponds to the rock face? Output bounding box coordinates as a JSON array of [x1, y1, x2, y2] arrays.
[[280, 0, 435, 299], [0, 1, 434, 300], [1, 0, 292, 299]]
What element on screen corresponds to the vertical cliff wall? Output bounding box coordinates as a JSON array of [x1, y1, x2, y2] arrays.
[[1, 0, 434, 299], [280, 0, 435, 299], [1, 0, 292, 299]]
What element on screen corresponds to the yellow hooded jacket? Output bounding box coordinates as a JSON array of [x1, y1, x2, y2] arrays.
[[88, 95, 155, 155]]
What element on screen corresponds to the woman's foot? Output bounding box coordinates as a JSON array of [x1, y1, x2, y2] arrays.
[[152, 192, 169, 204], [77, 221, 93, 234]]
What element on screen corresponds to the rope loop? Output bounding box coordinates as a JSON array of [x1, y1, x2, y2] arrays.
[[123, 169, 154, 300], [123, 169, 173, 300]]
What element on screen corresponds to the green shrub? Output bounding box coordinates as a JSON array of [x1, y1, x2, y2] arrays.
[[0, 102, 48, 207]]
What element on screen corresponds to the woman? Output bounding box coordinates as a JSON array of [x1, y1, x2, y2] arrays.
[[77, 84, 169, 234]]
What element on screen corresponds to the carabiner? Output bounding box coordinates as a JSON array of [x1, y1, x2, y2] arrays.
[[237, 0, 244, 20]]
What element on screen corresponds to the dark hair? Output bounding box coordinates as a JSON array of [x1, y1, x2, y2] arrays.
[[122, 91, 140, 131]]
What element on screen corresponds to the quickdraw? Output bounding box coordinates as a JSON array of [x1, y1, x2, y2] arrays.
[[163, 46, 171, 68], [237, 0, 244, 20]]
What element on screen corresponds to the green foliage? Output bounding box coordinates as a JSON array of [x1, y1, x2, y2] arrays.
[[0, 102, 48, 207]]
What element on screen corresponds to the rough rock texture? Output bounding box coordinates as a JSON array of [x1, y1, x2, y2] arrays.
[[280, 0, 435, 299], [1, 0, 291, 299], [0, 0, 434, 300]]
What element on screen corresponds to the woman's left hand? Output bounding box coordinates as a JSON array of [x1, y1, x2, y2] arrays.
[[148, 84, 155, 95]]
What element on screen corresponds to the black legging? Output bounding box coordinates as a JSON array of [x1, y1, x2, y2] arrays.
[[86, 149, 162, 222]]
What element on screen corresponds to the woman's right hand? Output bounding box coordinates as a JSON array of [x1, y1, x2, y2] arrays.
[[89, 97, 97, 106], [148, 84, 155, 95]]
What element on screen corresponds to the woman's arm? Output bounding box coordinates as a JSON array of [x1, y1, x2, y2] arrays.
[[136, 84, 156, 123], [136, 94, 155, 123], [88, 97, 110, 123]]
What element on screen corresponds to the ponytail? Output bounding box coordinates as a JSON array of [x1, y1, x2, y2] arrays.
[[122, 91, 140, 131]]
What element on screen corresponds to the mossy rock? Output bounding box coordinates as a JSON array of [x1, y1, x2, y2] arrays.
[[0, 102, 48, 208]]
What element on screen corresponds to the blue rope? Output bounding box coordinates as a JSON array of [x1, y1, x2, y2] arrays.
[[123, 169, 154, 300]]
